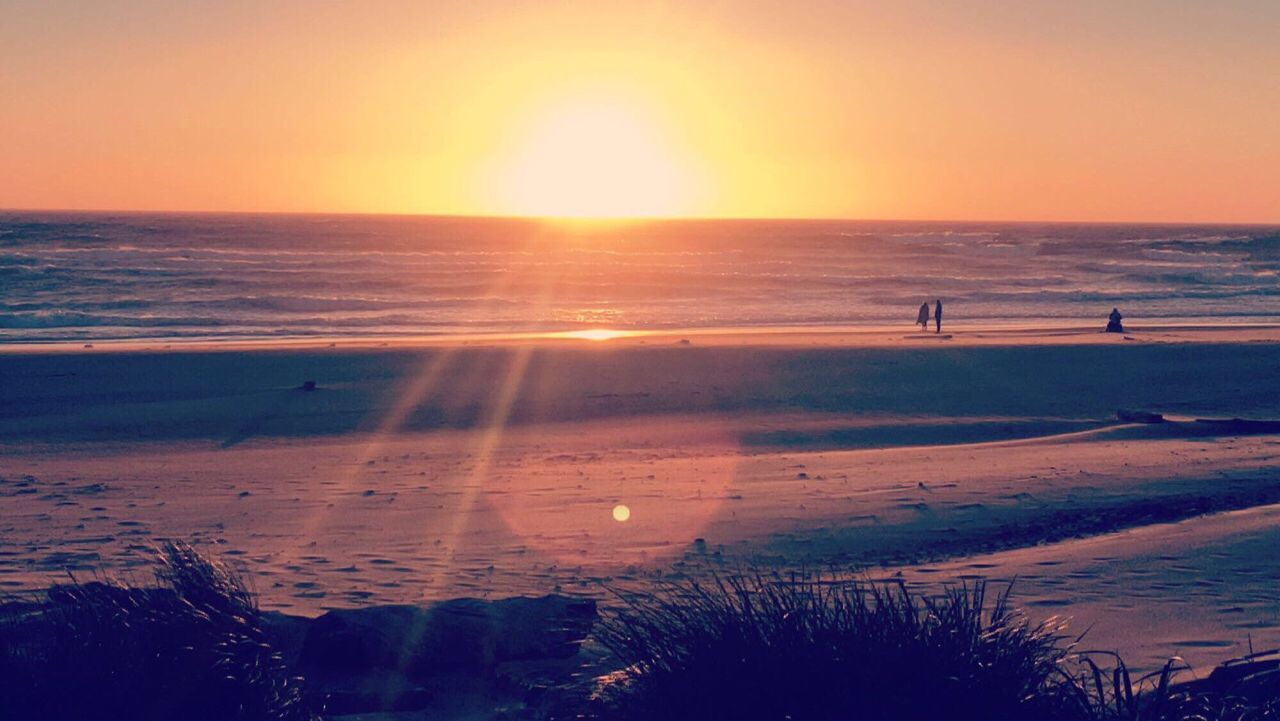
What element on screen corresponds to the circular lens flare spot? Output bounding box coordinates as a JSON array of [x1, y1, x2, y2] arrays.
[[612, 504, 631, 522]]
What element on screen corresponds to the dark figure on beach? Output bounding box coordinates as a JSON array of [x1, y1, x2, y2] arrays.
[[916, 302, 930, 331], [934, 299, 943, 333], [1106, 307, 1124, 333]]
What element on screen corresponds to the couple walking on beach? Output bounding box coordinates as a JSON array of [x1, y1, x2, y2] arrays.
[[916, 299, 942, 333]]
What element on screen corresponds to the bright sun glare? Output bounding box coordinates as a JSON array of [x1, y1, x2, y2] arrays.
[[491, 96, 699, 218], [558, 329, 628, 341]]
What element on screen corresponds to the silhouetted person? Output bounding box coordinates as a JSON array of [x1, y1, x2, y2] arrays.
[[1106, 307, 1124, 333], [916, 302, 930, 331], [934, 299, 943, 333]]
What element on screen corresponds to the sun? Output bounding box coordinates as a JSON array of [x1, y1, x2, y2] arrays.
[[487, 94, 702, 218]]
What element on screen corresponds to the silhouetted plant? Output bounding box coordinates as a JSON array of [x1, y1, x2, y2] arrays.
[[0, 542, 312, 721], [1062, 650, 1280, 721], [594, 573, 1079, 721], [4, 548, 1277, 721], [593, 571, 1280, 721]]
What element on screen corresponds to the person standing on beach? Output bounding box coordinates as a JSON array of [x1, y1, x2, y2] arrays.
[[934, 299, 943, 333], [916, 302, 930, 331]]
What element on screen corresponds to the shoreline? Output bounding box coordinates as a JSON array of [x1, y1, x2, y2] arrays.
[[4, 320, 1280, 355]]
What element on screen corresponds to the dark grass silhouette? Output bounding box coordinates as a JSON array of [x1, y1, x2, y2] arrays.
[[2, 548, 1277, 720], [594, 573, 1080, 721], [1060, 651, 1280, 721], [0, 542, 312, 721], [593, 572, 1280, 721]]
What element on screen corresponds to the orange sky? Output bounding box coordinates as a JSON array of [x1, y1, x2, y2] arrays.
[[3, 1, 1278, 222]]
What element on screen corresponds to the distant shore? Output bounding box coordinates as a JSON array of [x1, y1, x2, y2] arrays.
[[2, 325, 1278, 671]]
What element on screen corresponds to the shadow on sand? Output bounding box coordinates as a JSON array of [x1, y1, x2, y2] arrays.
[[739, 414, 1280, 453], [221, 389, 308, 449]]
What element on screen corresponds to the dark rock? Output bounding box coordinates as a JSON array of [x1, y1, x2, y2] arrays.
[[298, 595, 597, 679], [261, 610, 313, 668], [1178, 650, 1280, 698], [1116, 409, 1164, 423], [299, 663, 443, 714], [299, 605, 419, 672], [299, 380, 317, 391], [496, 655, 604, 721], [1206, 651, 1280, 689]]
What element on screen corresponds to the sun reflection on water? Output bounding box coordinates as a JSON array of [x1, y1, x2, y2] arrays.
[[556, 329, 630, 341]]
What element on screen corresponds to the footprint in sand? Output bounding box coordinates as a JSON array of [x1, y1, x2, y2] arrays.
[[72, 483, 110, 496], [1228, 620, 1278, 630], [1170, 639, 1236, 649]]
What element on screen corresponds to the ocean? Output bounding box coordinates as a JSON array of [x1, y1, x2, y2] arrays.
[[2, 212, 1277, 342]]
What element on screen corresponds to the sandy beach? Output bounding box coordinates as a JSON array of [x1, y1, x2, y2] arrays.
[[3, 325, 1279, 672], [9, 3, 1280, 715]]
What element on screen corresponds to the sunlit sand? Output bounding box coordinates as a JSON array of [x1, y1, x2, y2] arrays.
[[4, 326, 1279, 674]]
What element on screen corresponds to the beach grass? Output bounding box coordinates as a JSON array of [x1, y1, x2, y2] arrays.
[[3, 546, 1277, 720], [594, 573, 1079, 720], [593, 571, 1280, 721], [1060, 650, 1280, 721], [0, 542, 312, 721]]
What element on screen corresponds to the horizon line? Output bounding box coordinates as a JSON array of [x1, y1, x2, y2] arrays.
[[2, 205, 1278, 227]]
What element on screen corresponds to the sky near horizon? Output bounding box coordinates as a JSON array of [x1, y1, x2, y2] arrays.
[[2, 1, 1278, 222]]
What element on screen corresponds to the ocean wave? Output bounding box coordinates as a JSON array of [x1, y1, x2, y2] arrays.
[[0, 312, 235, 330], [3, 212, 1278, 342]]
